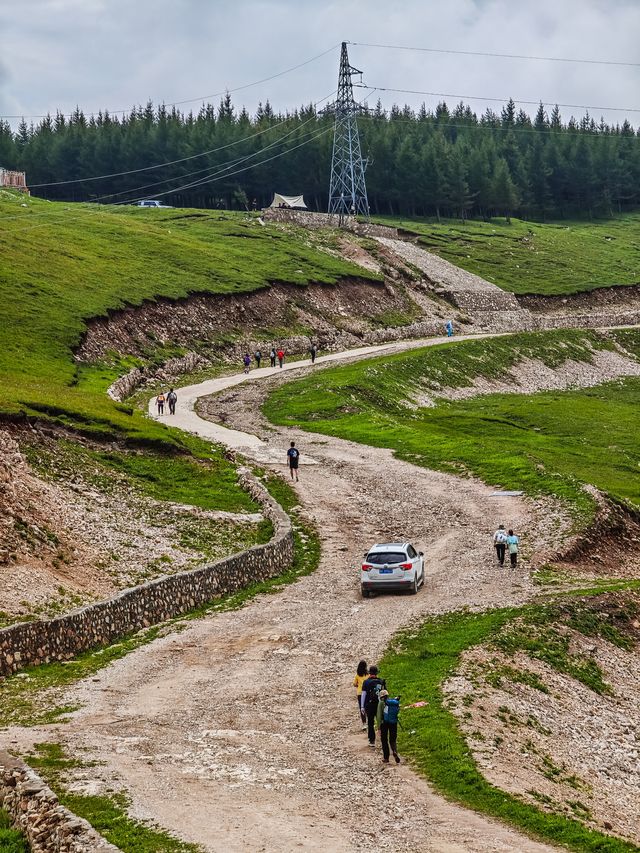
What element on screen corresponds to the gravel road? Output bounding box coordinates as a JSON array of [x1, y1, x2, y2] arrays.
[[12, 336, 566, 852]]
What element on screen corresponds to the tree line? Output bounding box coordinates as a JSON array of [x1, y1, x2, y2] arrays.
[[1, 94, 638, 220]]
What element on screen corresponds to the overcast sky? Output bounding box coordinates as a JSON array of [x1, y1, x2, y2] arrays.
[[1, 0, 638, 130]]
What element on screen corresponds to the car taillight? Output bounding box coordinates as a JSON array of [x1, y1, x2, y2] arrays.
[[400, 563, 413, 570], [362, 563, 373, 571]]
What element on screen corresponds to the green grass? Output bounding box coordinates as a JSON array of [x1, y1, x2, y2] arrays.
[[25, 743, 200, 853], [374, 214, 640, 295], [0, 811, 28, 853], [0, 192, 376, 438], [381, 604, 640, 852], [263, 329, 640, 519]]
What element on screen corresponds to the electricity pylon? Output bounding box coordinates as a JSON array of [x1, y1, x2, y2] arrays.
[[327, 42, 369, 219]]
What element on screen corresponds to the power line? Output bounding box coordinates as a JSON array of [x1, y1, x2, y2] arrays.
[[3, 124, 333, 234], [350, 41, 640, 68], [29, 93, 334, 189], [0, 44, 340, 121], [360, 85, 640, 114], [0, 91, 336, 222]]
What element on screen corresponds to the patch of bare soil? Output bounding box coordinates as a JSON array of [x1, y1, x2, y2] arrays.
[[0, 428, 263, 623], [445, 592, 640, 844], [411, 349, 640, 408]]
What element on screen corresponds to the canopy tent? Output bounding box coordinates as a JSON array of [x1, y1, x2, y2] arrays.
[[269, 193, 307, 209]]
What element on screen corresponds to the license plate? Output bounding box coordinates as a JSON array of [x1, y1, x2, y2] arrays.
[[379, 568, 393, 574]]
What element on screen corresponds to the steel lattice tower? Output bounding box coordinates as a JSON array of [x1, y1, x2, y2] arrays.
[[328, 42, 369, 218]]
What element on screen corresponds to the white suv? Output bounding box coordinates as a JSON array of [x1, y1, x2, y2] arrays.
[[361, 542, 425, 597], [136, 199, 171, 208]]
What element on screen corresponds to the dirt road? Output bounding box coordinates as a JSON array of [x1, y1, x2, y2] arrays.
[[14, 336, 564, 852]]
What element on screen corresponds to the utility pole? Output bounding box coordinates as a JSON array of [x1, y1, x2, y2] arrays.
[[327, 42, 369, 220]]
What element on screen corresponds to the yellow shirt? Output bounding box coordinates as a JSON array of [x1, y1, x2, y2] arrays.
[[353, 673, 367, 696]]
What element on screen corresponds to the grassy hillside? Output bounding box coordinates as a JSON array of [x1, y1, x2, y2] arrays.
[[375, 215, 640, 296], [0, 191, 376, 440], [263, 330, 640, 519]]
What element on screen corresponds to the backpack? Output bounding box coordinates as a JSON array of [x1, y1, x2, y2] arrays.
[[383, 697, 400, 725], [364, 676, 385, 705]]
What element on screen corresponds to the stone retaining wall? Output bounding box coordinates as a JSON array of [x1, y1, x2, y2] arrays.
[[0, 470, 293, 677], [0, 753, 120, 852]]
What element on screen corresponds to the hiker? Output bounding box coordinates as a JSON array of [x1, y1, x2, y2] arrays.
[[445, 320, 454, 337], [277, 348, 285, 368], [254, 349, 262, 368], [167, 388, 177, 415], [287, 441, 300, 482], [270, 347, 277, 368], [156, 392, 165, 415], [243, 353, 251, 374], [506, 529, 520, 568], [309, 343, 317, 364], [493, 523, 507, 566], [353, 660, 368, 726], [377, 689, 401, 764], [361, 665, 386, 747]]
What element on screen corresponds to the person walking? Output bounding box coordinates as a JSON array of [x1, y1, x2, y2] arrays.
[[360, 665, 386, 747], [270, 347, 276, 368], [156, 392, 165, 415], [277, 348, 285, 368], [243, 353, 251, 374], [167, 388, 177, 415], [309, 343, 317, 364], [506, 529, 520, 568], [493, 524, 507, 566], [376, 689, 401, 764], [254, 349, 262, 369], [445, 320, 454, 337], [353, 660, 368, 727], [287, 441, 300, 482]]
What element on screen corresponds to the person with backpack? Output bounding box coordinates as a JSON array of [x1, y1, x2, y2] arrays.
[[360, 665, 386, 747], [353, 659, 368, 726], [376, 689, 401, 764], [309, 343, 317, 364], [286, 441, 300, 482], [270, 347, 277, 368], [243, 353, 251, 374], [254, 350, 262, 368], [493, 524, 507, 566], [506, 529, 520, 568], [277, 348, 285, 368], [166, 388, 177, 415], [156, 392, 165, 415]]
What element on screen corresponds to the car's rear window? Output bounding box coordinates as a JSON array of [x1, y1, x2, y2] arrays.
[[366, 552, 406, 565]]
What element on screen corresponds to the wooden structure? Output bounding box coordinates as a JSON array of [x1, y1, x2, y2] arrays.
[[0, 168, 29, 194]]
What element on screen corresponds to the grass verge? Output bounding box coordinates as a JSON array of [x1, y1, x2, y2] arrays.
[[24, 743, 200, 853], [0, 810, 28, 853], [381, 601, 640, 852]]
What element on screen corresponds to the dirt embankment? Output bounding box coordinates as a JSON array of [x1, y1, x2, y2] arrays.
[[0, 426, 264, 623], [519, 284, 640, 315], [77, 278, 447, 368], [446, 592, 640, 844]]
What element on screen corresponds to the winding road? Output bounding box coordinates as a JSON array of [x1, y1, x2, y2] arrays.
[[18, 334, 565, 852]]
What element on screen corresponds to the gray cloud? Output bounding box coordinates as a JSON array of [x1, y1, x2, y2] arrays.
[[0, 0, 638, 128]]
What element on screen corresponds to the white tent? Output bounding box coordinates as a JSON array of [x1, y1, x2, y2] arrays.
[[269, 193, 307, 209]]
